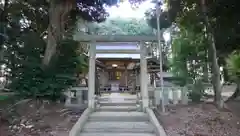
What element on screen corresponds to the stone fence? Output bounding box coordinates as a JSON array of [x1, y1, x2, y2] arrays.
[[64, 84, 236, 108], [64, 87, 88, 108], [148, 87, 189, 107], [148, 83, 237, 107]]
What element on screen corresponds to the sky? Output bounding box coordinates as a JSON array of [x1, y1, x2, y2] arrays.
[[105, 0, 155, 18]]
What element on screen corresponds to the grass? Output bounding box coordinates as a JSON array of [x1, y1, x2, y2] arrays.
[[0, 95, 9, 101]]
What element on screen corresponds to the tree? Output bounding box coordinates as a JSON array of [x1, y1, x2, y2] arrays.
[[42, 0, 150, 67], [171, 26, 208, 86], [0, 0, 148, 100], [145, 9, 172, 31], [42, 0, 114, 67], [166, 0, 231, 108], [87, 17, 154, 35], [200, 0, 223, 108], [168, 0, 240, 72]]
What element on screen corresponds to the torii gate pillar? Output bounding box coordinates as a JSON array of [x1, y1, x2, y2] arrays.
[[140, 42, 149, 109], [88, 42, 96, 109]]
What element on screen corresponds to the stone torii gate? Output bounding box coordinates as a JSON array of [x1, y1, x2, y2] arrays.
[[74, 35, 160, 110]]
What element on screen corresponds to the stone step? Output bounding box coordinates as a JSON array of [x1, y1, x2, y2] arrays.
[[98, 98, 137, 101], [99, 95, 137, 100], [99, 101, 137, 106], [79, 132, 156, 136], [97, 106, 138, 112], [82, 121, 155, 133], [98, 96, 137, 100], [89, 111, 149, 122]]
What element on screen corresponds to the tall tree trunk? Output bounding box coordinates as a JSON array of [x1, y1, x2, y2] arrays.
[[210, 36, 223, 108], [190, 60, 196, 80], [43, 1, 61, 66], [203, 48, 209, 82], [201, 0, 223, 108], [0, 0, 9, 22], [42, 0, 73, 67], [0, 0, 9, 45], [183, 59, 188, 85]]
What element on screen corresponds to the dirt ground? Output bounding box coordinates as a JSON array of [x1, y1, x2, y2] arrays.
[[226, 100, 240, 118], [0, 99, 84, 136], [1, 96, 240, 136], [155, 103, 240, 136]]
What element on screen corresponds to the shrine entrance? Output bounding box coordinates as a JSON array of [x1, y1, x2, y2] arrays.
[[74, 35, 160, 110]]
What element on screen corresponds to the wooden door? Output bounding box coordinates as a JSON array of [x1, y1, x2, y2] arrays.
[[109, 71, 122, 80]]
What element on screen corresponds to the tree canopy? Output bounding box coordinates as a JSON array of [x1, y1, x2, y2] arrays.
[[87, 17, 154, 35], [167, 0, 240, 105], [0, 0, 148, 100], [167, 0, 240, 58]]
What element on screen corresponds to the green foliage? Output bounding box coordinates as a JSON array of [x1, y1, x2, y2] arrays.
[[144, 0, 179, 30], [6, 32, 86, 100], [188, 80, 205, 102], [188, 91, 202, 102], [88, 17, 154, 35], [168, 0, 240, 62], [0, 95, 9, 101], [167, 0, 209, 85], [145, 10, 172, 30], [226, 51, 240, 80], [76, 54, 88, 74], [171, 26, 208, 85], [2, 0, 150, 101]]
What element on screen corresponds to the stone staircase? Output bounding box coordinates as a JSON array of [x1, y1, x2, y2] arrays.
[[78, 93, 158, 136]]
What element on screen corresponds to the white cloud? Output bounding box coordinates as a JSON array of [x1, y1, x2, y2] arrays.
[[106, 0, 155, 18]]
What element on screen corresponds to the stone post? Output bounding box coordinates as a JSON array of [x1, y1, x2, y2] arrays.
[[154, 87, 161, 106], [163, 87, 169, 105], [181, 86, 188, 105], [172, 88, 178, 105]]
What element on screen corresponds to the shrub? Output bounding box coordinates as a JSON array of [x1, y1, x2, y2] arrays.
[[188, 80, 205, 102]]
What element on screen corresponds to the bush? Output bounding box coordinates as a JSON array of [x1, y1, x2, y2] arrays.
[[226, 51, 240, 80], [188, 80, 205, 102], [188, 90, 202, 102]]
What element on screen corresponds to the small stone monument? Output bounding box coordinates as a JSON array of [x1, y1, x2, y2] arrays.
[[181, 86, 188, 105], [65, 86, 88, 108]]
